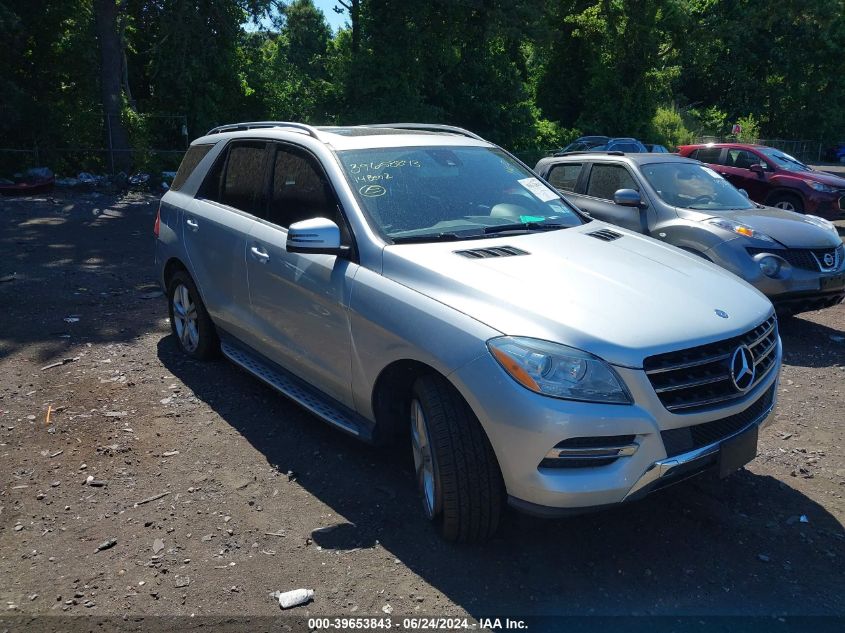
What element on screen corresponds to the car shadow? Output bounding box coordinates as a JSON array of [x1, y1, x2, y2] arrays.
[[778, 314, 845, 368], [158, 337, 845, 617], [0, 192, 161, 362]]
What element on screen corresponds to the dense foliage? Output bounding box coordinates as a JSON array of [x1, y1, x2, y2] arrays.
[[1, 0, 843, 172]]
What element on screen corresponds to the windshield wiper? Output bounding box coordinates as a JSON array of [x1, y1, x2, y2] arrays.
[[482, 222, 567, 235], [391, 232, 471, 244]]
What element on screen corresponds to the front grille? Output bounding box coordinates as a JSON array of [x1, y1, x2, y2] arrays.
[[644, 315, 778, 413], [747, 244, 844, 272], [661, 384, 775, 457]]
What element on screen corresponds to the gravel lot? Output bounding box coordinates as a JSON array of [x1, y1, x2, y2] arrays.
[[0, 191, 843, 621]]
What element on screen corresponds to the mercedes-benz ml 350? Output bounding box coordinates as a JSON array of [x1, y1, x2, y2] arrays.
[[154, 122, 782, 541]]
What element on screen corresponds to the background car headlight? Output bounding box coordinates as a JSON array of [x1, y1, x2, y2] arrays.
[[707, 218, 775, 242], [806, 181, 838, 193], [487, 337, 632, 404], [758, 255, 782, 277]]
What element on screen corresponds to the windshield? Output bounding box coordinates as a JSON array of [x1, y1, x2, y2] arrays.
[[760, 148, 813, 172], [641, 162, 755, 211], [338, 146, 584, 242]]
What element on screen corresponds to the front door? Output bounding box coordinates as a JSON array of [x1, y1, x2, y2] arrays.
[[245, 142, 358, 407], [572, 162, 647, 233], [715, 148, 770, 202]]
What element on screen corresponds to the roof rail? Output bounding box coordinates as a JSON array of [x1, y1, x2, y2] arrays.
[[205, 121, 321, 139], [552, 150, 626, 157], [362, 123, 486, 141]]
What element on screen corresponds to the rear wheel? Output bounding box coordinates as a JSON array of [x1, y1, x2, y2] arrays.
[[410, 374, 504, 542], [167, 270, 219, 360], [768, 193, 803, 213]]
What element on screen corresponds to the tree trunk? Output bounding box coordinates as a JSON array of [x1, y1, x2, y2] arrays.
[[93, 0, 131, 172]]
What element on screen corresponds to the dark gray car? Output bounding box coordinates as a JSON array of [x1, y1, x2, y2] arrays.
[[535, 153, 845, 314]]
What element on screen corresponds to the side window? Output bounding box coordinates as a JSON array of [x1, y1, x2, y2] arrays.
[[546, 163, 582, 192], [691, 147, 722, 164], [585, 164, 639, 200], [171, 144, 212, 191], [199, 141, 267, 216], [726, 149, 761, 170], [267, 145, 340, 229]]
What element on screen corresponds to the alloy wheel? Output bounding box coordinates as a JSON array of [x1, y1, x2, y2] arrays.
[[172, 283, 200, 353], [410, 398, 438, 519]]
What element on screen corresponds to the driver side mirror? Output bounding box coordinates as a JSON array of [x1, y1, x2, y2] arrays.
[[749, 163, 765, 175], [286, 217, 349, 256], [613, 188, 645, 208]]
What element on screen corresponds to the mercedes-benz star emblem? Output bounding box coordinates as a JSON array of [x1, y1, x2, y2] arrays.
[[730, 345, 756, 392], [715, 309, 729, 319], [823, 252, 835, 268]]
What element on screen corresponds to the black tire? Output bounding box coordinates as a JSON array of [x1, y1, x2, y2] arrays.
[[410, 374, 504, 542], [166, 270, 219, 360], [767, 192, 804, 213]]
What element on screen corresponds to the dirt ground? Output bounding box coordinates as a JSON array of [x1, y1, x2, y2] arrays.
[[0, 190, 843, 623]]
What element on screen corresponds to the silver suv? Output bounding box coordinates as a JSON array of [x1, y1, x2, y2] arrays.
[[534, 152, 845, 315], [155, 122, 782, 541]]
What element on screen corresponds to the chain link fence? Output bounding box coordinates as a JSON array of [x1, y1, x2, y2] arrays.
[[697, 137, 824, 164], [0, 113, 189, 179]]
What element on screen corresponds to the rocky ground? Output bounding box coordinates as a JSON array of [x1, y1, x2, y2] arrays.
[[0, 191, 843, 625]]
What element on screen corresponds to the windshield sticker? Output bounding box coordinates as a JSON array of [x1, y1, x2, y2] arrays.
[[519, 215, 546, 223], [359, 184, 387, 197], [517, 177, 559, 202]]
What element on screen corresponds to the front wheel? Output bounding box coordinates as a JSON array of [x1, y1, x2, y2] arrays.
[[768, 193, 804, 212], [410, 375, 504, 542]]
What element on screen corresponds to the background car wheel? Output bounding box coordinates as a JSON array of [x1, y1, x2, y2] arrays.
[[167, 270, 219, 360], [768, 193, 804, 212], [410, 374, 504, 542]]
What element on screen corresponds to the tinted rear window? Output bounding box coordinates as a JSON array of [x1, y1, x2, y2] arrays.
[[547, 163, 582, 191], [200, 141, 267, 215], [691, 147, 722, 163], [170, 144, 213, 191]]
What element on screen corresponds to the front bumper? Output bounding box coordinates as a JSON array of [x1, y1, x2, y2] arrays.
[[705, 240, 845, 313], [450, 338, 781, 513]]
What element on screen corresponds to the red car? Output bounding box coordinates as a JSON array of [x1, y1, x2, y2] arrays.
[[678, 143, 845, 219]]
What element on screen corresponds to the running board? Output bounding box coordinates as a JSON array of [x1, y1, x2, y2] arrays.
[[220, 339, 373, 441]]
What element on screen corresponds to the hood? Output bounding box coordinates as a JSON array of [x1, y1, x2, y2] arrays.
[[707, 207, 842, 248], [382, 224, 773, 368], [800, 169, 845, 188]]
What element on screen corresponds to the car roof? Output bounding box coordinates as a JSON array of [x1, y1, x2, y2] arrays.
[[191, 122, 494, 151], [537, 152, 701, 168], [681, 142, 767, 150]]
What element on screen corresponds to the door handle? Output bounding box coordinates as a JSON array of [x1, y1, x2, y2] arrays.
[[185, 217, 199, 231], [250, 245, 270, 263]]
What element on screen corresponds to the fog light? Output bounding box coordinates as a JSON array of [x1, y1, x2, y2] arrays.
[[759, 256, 781, 277]]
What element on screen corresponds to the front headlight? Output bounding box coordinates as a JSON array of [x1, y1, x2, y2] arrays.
[[804, 214, 838, 234], [806, 181, 838, 193], [487, 337, 632, 404], [707, 218, 775, 242]]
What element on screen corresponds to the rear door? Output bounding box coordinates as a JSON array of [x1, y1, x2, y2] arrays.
[[568, 162, 646, 232], [184, 140, 268, 342], [245, 142, 359, 407]]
